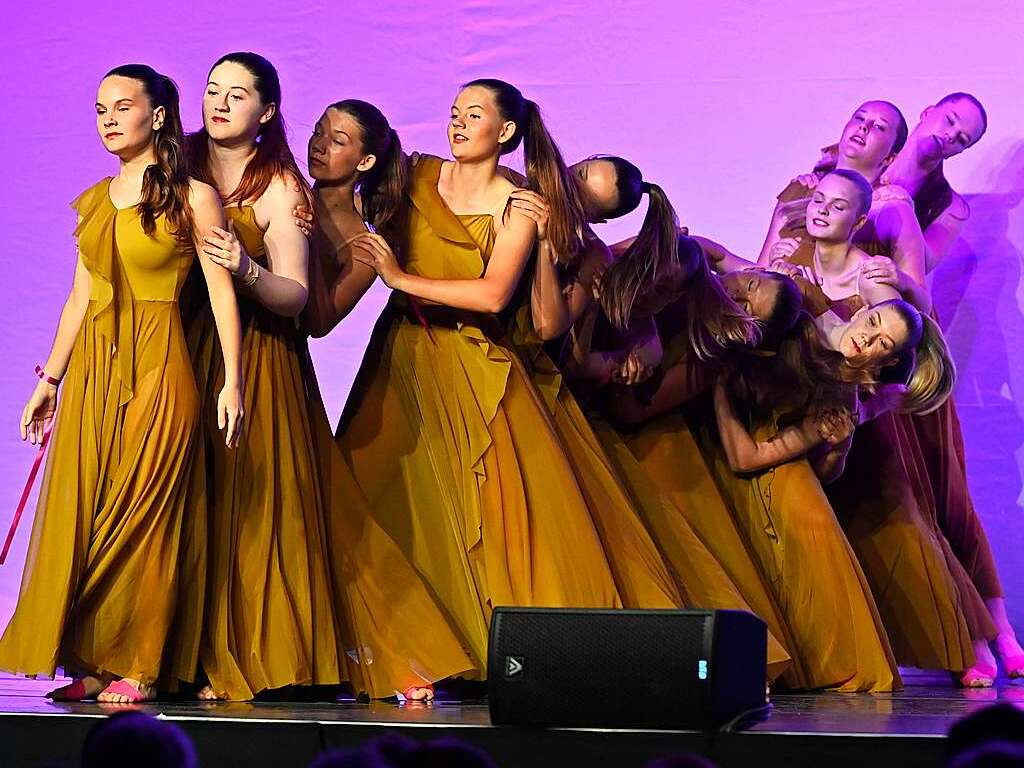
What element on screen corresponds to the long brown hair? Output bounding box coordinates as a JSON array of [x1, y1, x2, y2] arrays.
[[599, 182, 679, 330], [729, 296, 955, 422], [464, 79, 586, 263], [326, 99, 406, 239], [105, 65, 193, 241], [602, 234, 759, 361], [187, 52, 311, 207], [728, 311, 862, 424]]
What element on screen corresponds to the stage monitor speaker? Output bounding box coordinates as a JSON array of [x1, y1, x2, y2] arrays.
[[487, 607, 768, 730]]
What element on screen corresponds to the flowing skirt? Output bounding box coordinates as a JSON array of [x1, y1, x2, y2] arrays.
[[339, 305, 621, 669], [0, 301, 200, 686]]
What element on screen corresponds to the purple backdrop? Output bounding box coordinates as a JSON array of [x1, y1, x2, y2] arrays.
[[2, 0, 1022, 636]]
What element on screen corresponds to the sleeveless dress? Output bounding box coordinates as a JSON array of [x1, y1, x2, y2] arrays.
[[582, 304, 793, 681], [769, 180, 993, 669], [181, 204, 473, 699], [338, 156, 621, 671], [0, 179, 202, 687], [182, 205, 343, 698], [687, 371, 899, 691]]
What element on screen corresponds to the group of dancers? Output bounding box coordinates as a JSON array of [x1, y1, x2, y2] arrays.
[[2, 50, 1021, 705]]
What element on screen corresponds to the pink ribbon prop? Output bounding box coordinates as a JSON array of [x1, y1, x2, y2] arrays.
[[0, 420, 53, 565]]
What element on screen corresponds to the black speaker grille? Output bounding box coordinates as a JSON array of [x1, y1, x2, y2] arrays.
[[488, 608, 717, 729]]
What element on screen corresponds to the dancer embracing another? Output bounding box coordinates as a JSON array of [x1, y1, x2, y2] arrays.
[[179, 51, 344, 701], [338, 79, 621, 673]]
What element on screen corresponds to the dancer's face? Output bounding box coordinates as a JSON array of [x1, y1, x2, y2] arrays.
[[308, 108, 376, 184], [448, 85, 515, 162], [914, 97, 986, 162], [203, 61, 274, 145], [837, 101, 902, 169], [96, 76, 162, 158], [720, 269, 778, 322], [569, 158, 619, 222], [804, 174, 867, 243], [838, 303, 909, 367]]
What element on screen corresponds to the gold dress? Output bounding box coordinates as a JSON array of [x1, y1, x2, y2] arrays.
[[182, 204, 342, 698], [508, 304, 683, 609], [769, 184, 995, 669], [585, 311, 792, 680], [182, 204, 472, 699], [339, 156, 621, 671], [690, 395, 900, 692], [0, 179, 202, 687]]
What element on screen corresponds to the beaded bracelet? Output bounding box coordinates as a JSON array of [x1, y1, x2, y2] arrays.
[[35, 365, 61, 387]]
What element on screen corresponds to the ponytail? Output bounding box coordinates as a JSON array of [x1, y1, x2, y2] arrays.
[[520, 99, 587, 263], [463, 79, 586, 263], [681, 242, 761, 360], [328, 101, 407, 240], [898, 313, 956, 414], [599, 184, 680, 330], [105, 65, 193, 241]]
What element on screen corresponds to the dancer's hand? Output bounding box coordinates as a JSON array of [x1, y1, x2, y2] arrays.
[[293, 204, 315, 238], [349, 232, 403, 289], [858, 255, 899, 287], [767, 237, 803, 267], [791, 173, 820, 190], [217, 382, 244, 449], [872, 184, 913, 206], [509, 190, 550, 242], [203, 222, 251, 277], [614, 350, 654, 386], [21, 380, 57, 445], [810, 407, 856, 446], [772, 197, 810, 233]]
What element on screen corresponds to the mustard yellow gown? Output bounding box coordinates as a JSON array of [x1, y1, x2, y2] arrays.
[[338, 156, 621, 670], [182, 204, 472, 699], [509, 306, 683, 609], [583, 317, 792, 680], [687, 399, 900, 691], [182, 205, 342, 699], [777, 179, 988, 670], [0, 179, 202, 687]]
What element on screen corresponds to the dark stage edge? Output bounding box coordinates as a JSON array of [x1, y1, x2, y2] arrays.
[[2, 672, 1023, 768]]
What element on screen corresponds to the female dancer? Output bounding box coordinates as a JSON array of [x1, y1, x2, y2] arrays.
[[880, 93, 1023, 680], [301, 98, 477, 701], [0, 65, 243, 704], [574, 228, 900, 690], [758, 100, 932, 314], [504, 158, 687, 610], [765, 161, 994, 683], [181, 51, 334, 701], [341, 79, 621, 673]]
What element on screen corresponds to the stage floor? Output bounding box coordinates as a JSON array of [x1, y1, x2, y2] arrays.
[[2, 672, 1022, 767]]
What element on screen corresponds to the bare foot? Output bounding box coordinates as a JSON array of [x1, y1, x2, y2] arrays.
[[403, 686, 434, 703], [97, 677, 154, 704], [995, 633, 1024, 677], [960, 641, 997, 688], [197, 685, 225, 701], [46, 675, 106, 701]]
